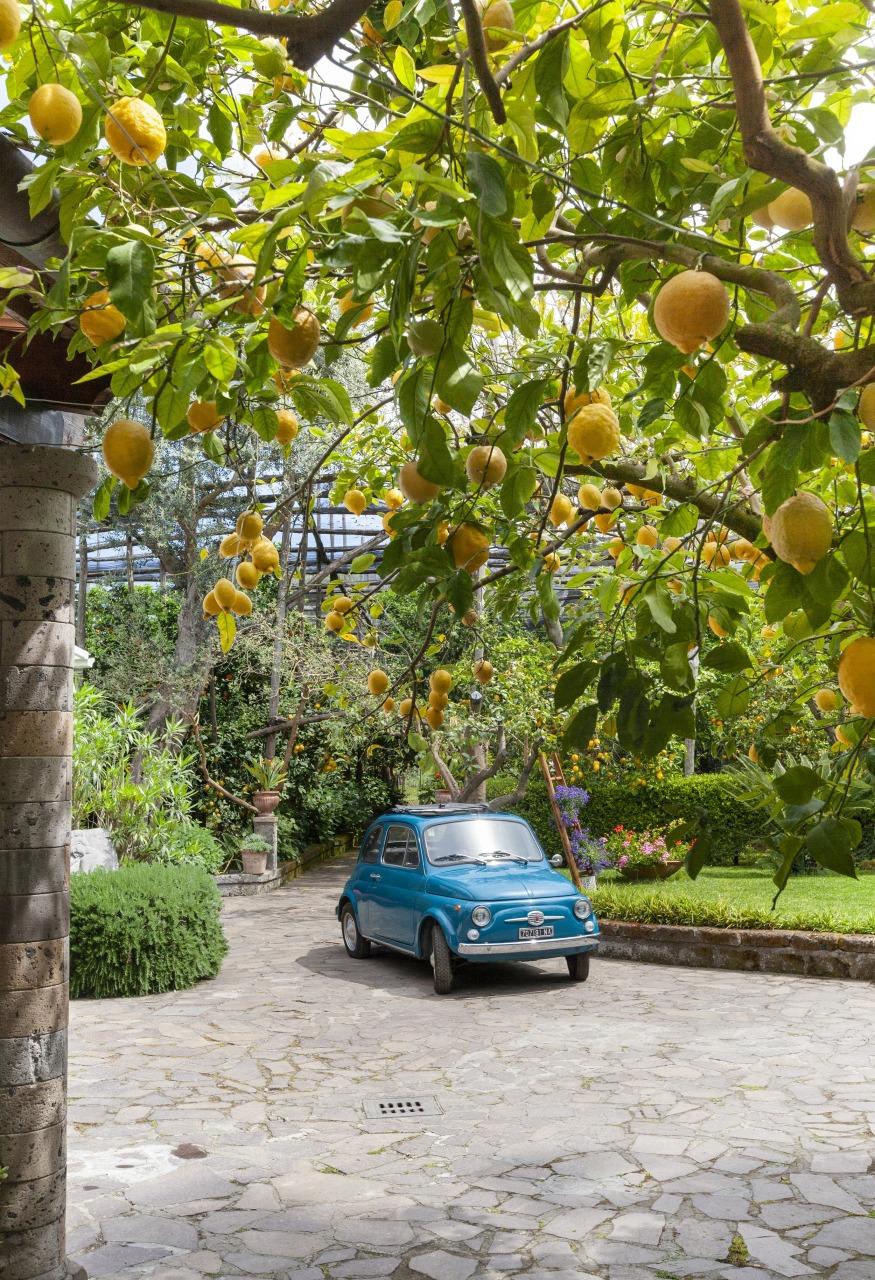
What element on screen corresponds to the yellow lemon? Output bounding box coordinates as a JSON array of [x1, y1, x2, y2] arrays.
[[104, 97, 166, 165], [79, 289, 126, 345], [28, 84, 82, 145], [653, 270, 730, 354], [102, 419, 153, 489]]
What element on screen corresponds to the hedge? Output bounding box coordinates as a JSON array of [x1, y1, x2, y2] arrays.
[[70, 864, 227, 998], [497, 773, 764, 863], [589, 882, 875, 935]]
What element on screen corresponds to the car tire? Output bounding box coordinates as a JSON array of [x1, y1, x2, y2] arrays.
[[428, 924, 455, 995], [566, 953, 590, 982], [341, 904, 371, 959]]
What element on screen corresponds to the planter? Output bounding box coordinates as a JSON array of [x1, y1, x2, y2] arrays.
[[241, 849, 268, 875], [619, 859, 683, 883], [253, 789, 281, 816]]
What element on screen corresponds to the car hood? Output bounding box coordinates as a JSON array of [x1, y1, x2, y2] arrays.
[[425, 861, 579, 902]]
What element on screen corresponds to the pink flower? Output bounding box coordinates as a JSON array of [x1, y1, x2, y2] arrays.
[[618, 855, 629, 868]]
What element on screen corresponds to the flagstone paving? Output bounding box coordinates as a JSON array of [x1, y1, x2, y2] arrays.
[[68, 856, 874, 1280]]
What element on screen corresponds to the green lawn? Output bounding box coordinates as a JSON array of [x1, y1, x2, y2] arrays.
[[575, 866, 875, 935]]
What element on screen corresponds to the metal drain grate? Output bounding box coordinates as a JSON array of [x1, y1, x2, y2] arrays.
[[362, 1097, 443, 1119]]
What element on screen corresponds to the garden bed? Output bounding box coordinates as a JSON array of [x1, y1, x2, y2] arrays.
[[598, 920, 875, 981]]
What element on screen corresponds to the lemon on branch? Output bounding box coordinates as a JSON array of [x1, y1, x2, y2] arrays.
[[102, 419, 153, 490], [764, 492, 832, 575], [104, 97, 166, 165], [79, 289, 126, 345], [567, 403, 621, 462], [653, 270, 730, 354], [28, 84, 82, 145], [838, 637, 875, 718]]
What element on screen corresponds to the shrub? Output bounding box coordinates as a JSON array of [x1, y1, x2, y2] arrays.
[[70, 864, 227, 998], [589, 883, 872, 935], [151, 821, 228, 874], [497, 773, 764, 863]]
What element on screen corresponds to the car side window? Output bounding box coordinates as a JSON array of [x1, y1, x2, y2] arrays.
[[361, 826, 383, 864], [402, 836, 421, 870], [382, 825, 412, 867]]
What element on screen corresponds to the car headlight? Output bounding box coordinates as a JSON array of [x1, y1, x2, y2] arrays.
[[471, 905, 492, 927], [573, 897, 592, 920]]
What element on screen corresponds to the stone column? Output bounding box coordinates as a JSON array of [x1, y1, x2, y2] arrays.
[[253, 814, 278, 872], [0, 442, 97, 1280]]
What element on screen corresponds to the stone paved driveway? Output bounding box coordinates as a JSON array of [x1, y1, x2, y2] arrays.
[[68, 857, 875, 1280]]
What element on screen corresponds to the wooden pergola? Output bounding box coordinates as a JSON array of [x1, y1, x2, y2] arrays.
[[0, 133, 106, 1280]]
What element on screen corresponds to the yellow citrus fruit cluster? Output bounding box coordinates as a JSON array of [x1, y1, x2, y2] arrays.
[[205, 511, 279, 618], [425, 668, 453, 730]]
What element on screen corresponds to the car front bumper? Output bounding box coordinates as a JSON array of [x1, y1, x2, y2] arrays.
[[456, 935, 600, 958]]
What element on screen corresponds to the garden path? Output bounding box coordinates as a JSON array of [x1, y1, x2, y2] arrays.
[[68, 856, 875, 1280]]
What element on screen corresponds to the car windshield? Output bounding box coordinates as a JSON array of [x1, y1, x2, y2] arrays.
[[424, 819, 543, 865]]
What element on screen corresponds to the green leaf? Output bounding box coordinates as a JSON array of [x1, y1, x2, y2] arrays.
[[659, 503, 698, 538], [642, 584, 676, 634], [772, 835, 804, 895], [207, 100, 233, 157], [466, 150, 508, 217], [534, 31, 569, 127], [774, 764, 822, 806], [292, 377, 353, 425], [841, 531, 875, 585], [857, 447, 875, 485], [251, 407, 278, 442], [714, 674, 751, 717], [805, 817, 857, 878], [106, 240, 155, 324], [350, 553, 376, 573], [217, 612, 236, 654], [505, 379, 547, 441], [764, 560, 802, 622], [637, 397, 666, 429], [500, 465, 538, 519], [562, 702, 598, 751], [92, 474, 115, 522], [433, 342, 483, 415], [204, 335, 237, 384], [555, 661, 598, 710], [702, 642, 752, 673], [829, 407, 861, 462], [418, 417, 460, 487], [393, 45, 417, 92]]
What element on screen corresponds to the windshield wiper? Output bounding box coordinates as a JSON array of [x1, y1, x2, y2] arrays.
[[488, 850, 528, 865], [432, 854, 489, 865]]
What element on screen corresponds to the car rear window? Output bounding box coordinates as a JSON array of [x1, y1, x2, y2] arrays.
[[361, 826, 383, 863]]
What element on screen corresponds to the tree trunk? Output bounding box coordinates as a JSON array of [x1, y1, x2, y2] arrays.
[[265, 509, 293, 760], [145, 573, 214, 731], [0, 441, 97, 1280], [684, 648, 700, 776]]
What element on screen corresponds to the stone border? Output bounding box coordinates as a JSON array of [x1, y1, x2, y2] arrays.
[[598, 919, 875, 980]]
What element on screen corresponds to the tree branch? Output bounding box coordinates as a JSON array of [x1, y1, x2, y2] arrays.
[[191, 718, 258, 813], [429, 739, 460, 797], [457, 0, 507, 123], [457, 725, 509, 801], [126, 0, 373, 69], [487, 743, 539, 811], [710, 0, 875, 316]]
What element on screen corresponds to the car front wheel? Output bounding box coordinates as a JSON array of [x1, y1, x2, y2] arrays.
[[341, 904, 371, 959], [428, 925, 455, 995], [566, 953, 590, 982]]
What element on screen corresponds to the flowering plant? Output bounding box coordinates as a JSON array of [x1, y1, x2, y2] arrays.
[[602, 825, 690, 870], [554, 785, 611, 877]]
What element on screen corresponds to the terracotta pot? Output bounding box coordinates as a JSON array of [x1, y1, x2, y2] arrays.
[[241, 849, 268, 875], [253, 789, 281, 815], [619, 859, 683, 883]]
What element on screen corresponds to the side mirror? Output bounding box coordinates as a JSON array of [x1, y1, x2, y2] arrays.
[[550, 854, 564, 867]]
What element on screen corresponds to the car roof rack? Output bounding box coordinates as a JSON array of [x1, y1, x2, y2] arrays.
[[389, 803, 490, 815]]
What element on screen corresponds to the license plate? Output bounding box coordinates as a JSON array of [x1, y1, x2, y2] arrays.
[[518, 926, 554, 940]]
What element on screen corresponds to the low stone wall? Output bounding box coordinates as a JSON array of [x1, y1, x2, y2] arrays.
[[599, 920, 875, 981]]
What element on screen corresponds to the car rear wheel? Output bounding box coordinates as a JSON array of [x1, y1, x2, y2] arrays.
[[566, 953, 590, 982], [341, 904, 371, 959], [428, 924, 455, 995]]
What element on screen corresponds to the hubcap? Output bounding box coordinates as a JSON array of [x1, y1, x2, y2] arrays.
[[343, 912, 358, 950]]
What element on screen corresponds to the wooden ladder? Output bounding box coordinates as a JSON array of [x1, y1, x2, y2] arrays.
[[539, 751, 583, 890]]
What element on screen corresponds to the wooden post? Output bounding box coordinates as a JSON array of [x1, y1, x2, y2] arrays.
[[0, 441, 97, 1280], [539, 751, 583, 890]]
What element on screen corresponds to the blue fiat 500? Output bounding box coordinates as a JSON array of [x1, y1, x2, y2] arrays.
[[336, 805, 599, 993]]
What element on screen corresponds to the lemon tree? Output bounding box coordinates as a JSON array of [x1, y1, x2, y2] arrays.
[[2, 0, 874, 891]]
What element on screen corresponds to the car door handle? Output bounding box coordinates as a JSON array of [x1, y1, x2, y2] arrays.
[[369, 873, 382, 881]]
